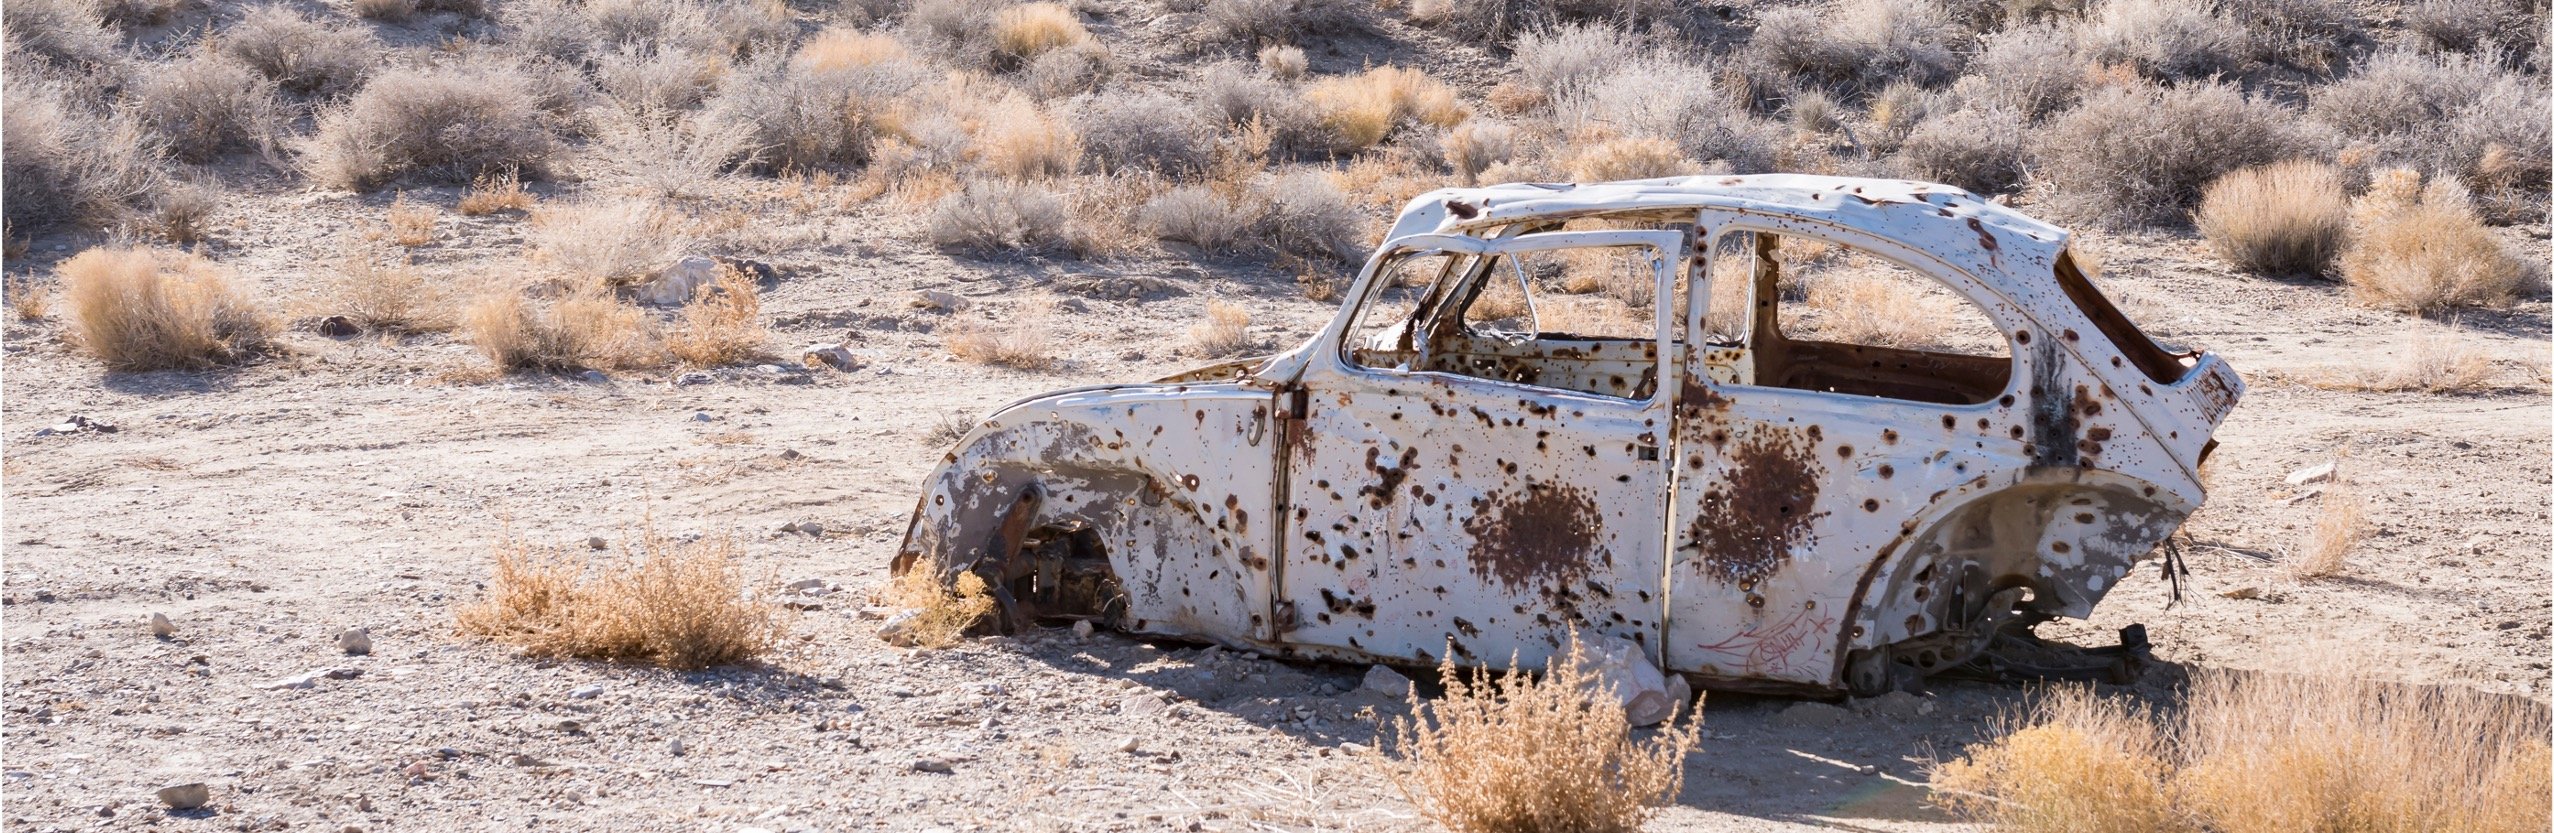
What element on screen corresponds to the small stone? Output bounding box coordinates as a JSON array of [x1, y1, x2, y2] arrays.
[[338, 628, 372, 656], [1772, 701, 1852, 729], [263, 667, 359, 690], [587, 537, 608, 551], [1360, 665, 1412, 698], [795, 522, 825, 538], [569, 684, 604, 699], [2500, 620, 2524, 631], [909, 290, 970, 312], [692, 412, 716, 422], [911, 758, 953, 774], [149, 613, 175, 638], [801, 343, 861, 371], [667, 738, 685, 756], [638, 256, 719, 305], [554, 719, 584, 733], [674, 371, 715, 387], [1115, 737, 1141, 754], [877, 610, 926, 647], [2465, 534, 2491, 554], [156, 783, 210, 810], [316, 316, 359, 338], [2285, 461, 2338, 486], [579, 370, 609, 384], [1339, 742, 1368, 755], [785, 578, 826, 592], [1071, 620, 1096, 639], [856, 607, 896, 620]]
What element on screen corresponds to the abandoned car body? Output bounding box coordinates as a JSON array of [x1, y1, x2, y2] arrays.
[[893, 174, 2242, 696]]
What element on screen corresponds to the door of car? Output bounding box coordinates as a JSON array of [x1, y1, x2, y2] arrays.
[[1276, 229, 1684, 671], [1664, 217, 2033, 688]]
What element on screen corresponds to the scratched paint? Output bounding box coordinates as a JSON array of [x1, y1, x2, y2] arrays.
[[892, 174, 2244, 696]]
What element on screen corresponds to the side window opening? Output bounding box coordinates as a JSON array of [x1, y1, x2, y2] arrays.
[[1707, 230, 2014, 406], [1346, 235, 1676, 402]]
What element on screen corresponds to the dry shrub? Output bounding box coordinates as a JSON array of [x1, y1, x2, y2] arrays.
[[2078, 0, 2251, 81], [1305, 66, 1467, 152], [1252, 170, 1365, 262], [1798, 272, 1955, 349], [1023, 42, 1110, 100], [2339, 169, 2528, 315], [991, 3, 1089, 68], [1554, 57, 1781, 175], [876, 570, 995, 649], [1201, 0, 1360, 45], [465, 290, 664, 371], [1897, 107, 2027, 194], [1743, 0, 1960, 95], [353, 0, 415, 21], [9, 277, 52, 321], [1139, 186, 1255, 253], [1187, 300, 1252, 357], [2194, 160, 2348, 277], [529, 199, 692, 288], [306, 61, 558, 190], [665, 264, 767, 367], [1258, 44, 1306, 80], [131, 48, 282, 163], [927, 179, 1066, 252], [1385, 635, 1700, 833], [2290, 477, 2361, 579], [1513, 23, 1640, 98], [791, 27, 909, 74], [2320, 332, 2497, 393], [147, 180, 221, 245], [976, 97, 1082, 181], [325, 241, 453, 333], [944, 298, 1055, 369], [458, 171, 534, 215], [60, 247, 274, 371], [221, 6, 378, 97], [704, 53, 921, 175], [4, 0, 119, 68], [586, 107, 756, 199], [1444, 121, 1519, 186], [2033, 81, 2300, 227], [385, 193, 439, 246], [1931, 686, 2192, 833], [1942, 667, 2553, 833], [1568, 137, 1686, 182], [594, 46, 726, 112], [1951, 22, 2083, 119], [4, 73, 165, 233], [456, 530, 781, 670], [1074, 90, 1213, 176]]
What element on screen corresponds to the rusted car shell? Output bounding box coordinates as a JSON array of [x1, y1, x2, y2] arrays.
[[894, 174, 2243, 695]]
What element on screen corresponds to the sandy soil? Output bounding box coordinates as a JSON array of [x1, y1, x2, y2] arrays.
[[3, 162, 2549, 833]]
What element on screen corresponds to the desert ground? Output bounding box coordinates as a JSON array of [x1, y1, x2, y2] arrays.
[[4, 0, 2550, 829]]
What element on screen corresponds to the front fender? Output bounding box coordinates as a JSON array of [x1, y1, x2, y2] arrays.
[[893, 382, 1283, 641]]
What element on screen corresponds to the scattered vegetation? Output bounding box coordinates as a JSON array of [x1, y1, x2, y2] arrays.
[[1305, 66, 1467, 152], [324, 241, 455, 334], [464, 290, 662, 371], [306, 61, 559, 190], [2033, 82, 2300, 226], [664, 264, 768, 367], [927, 180, 1066, 252], [1385, 634, 1701, 833], [2292, 476, 2363, 579], [2319, 332, 2499, 394], [943, 298, 1056, 370], [2340, 169, 2529, 315], [1140, 186, 1254, 253], [59, 246, 275, 371], [457, 528, 782, 670], [131, 47, 281, 163], [221, 6, 378, 97], [458, 171, 535, 215], [385, 193, 440, 247], [1934, 670, 2551, 833], [2194, 160, 2349, 277], [876, 569, 996, 649], [1186, 300, 1252, 357]]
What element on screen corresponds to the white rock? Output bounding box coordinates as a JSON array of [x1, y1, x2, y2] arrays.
[[1115, 736, 1141, 754], [794, 522, 825, 538], [2286, 461, 2338, 486], [637, 256, 718, 305], [1360, 665, 1412, 698], [1573, 635, 1685, 727], [2464, 534, 2491, 554], [1071, 620, 1095, 639], [785, 578, 826, 592], [155, 782, 210, 810], [909, 290, 970, 312], [668, 738, 685, 756], [338, 628, 372, 656], [569, 684, 604, 699], [877, 609, 926, 647], [801, 343, 861, 371], [149, 613, 175, 638]]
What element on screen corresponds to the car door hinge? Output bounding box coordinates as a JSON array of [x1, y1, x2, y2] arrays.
[[1284, 387, 1309, 420]]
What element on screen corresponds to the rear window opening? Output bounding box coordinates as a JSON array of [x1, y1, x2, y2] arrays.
[[2053, 250, 2195, 386]]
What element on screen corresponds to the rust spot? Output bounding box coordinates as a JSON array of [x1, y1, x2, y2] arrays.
[[2073, 384, 2103, 416], [1964, 217, 1998, 251], [1688, 430, 1826, 586], [1836, 444, 1853, 459], [1881, 429, 1898, 444], [1462, 484, 1604, 592], [1877, 464, 1894, 479], [2087, 426, 2112, 441]]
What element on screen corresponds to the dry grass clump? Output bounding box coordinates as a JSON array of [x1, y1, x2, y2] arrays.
[[1074, 90, 1213, 176], [324, 242, 454, 334], [2289, 477, 2362, 579], [464, 290, 664, 371], [1257, 44, 1306, 80], [1384, 635, 1700, 833], [1252, 170, 1366, 263], [221, 6, 378, 97], [2077, 0, 2251, 81], [456, 530, 781, 670], [792, 27, 908, 74], [1567, 137, 1684, 182], [3, 0, 120, 68], [1897, 107, 2027, 194], [1552, 56, 1781, 175], [1186, 301, 1253, 357], [991, 3, 1090, 68], [2339, 169, 2528, 315], [976, 97, 1082, 181], [59, 247, 274, 371], [8, 278, 52, 322], [529, 199, 692, 288], [2033, 81, 2300, 226], [1444, 120, 1519, 185], [2319, 332, 2497, 393], [943, 299, 1056, 369], [2194, 161, 2348, 277], [1305, 66, 1467, 152], [1742, 0, 1960, 95], [665, 264, 768, 367], [384, 193, 439, 246], [1795, 272, 1957, 349], [306, 62, 559, 190], [877, 569, 996, 649], [131, 48, 282, 163], [146, 180, 221, 245], [1937, 670, 2552, 833], [927, 179, 1067, 252], [702, 53, 919, 175], [1139, 186, 1255, 253], [1952, 23, 2084, 120], [458, 171, 535, 215], [2, 74, 164, 234]]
